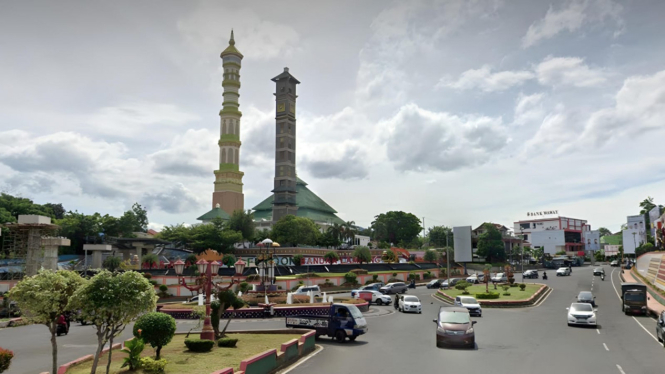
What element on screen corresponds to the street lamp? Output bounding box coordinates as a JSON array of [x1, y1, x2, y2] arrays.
[[520, 228, 525, 281], [173, 257, 246, 341]]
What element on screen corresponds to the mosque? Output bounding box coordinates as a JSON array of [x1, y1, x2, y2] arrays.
[[197, 31, 345, 230]]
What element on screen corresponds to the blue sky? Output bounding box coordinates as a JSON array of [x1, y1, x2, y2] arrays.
[[1, 0, 664, 233]]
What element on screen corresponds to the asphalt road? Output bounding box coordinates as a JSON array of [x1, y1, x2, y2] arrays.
[[4, 267, 665, 374]]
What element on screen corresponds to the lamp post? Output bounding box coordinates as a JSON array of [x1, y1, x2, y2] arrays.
[[520, 228, 525, 282], [260, 238, 274, 298], [173, 257, 246, 341]]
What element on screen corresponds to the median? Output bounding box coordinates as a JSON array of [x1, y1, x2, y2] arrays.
[[434, 283, 548, 308]]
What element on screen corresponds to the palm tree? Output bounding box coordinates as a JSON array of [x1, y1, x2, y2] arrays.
[[342, 221, 357, 245], [639, 196, 656, 214], [327, 223, 343, 244]]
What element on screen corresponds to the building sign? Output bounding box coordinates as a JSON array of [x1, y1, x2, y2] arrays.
[[527, 210, 558, 217], [302, 256, 384, 265]]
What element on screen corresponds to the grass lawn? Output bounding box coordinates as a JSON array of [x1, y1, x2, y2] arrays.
[[67, 333, 302, 374], [441, 284, 542, 301]]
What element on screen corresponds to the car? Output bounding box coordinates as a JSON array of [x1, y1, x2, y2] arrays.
[[556, 267, 571, 276], [567, 302, 597, 326], [491, 273, 507, 282], [351, 283, 383, 297], [183, 294, 218, 304], [577, 291, 596, 307], [399, 295, 422, 313], [293, 286, 321, 297], [656, 311, 665, 347], [357, 290, 392, 305], [439, 278, 463, 289], [466, 274, 485, 284], [610, 260, 619, 267], [426, 279, 443, 289], [379, 282, 407, 294], [454, 296, 482, 317], [522, 270, 539, 279], [593, 268, 605, 276], [434, 306, 476, 348]]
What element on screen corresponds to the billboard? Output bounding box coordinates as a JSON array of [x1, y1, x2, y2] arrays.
[[453, 226, 473, 262], [605, 245, 620, 257], [583, 230, 600, 251], [649, 206, 662, 237], [627, 214, 647, 243], [622, 229, 643, 254], [530, 230, 565, 254]]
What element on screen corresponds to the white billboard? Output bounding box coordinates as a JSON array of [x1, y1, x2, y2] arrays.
[[530, 230, 565, 254], [622, 229, 643, 254], [649, 206, 662, 237], [453, 226, 472, 262], [584, 230, 600, 251], [627, 214, 647, 243]]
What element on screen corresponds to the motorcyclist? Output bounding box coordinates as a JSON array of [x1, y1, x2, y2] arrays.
[[542, 271, 548, 280], [601, 273, 605, 281], [57, 314, 68, 334]]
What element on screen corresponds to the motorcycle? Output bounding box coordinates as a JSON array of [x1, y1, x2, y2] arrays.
[[542, 272, 548, 280], [601, 274, 605, 281], [56, 323, 68, 336], [408, 280, 416, 289]]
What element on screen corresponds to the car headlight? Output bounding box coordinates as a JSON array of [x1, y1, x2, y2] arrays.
[[642, 306, 647, 309], [465, 327, 474, 334]]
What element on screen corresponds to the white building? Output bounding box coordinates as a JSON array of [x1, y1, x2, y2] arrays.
[[514, 216, 589, 254]]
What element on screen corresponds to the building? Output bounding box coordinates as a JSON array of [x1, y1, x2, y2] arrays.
[[271, 67, 300, 223], [514, 216, 589, 254], [210, 30, 245, 217]]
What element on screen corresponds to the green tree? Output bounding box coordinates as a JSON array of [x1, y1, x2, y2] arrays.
[[292, 254, 304, 266], [381, 249, 397, 263], [370, 211, 422, 245], [423, 249, 438, 263], [428, 226, 454, 248], [352, 246, 372, 265], [157, 223, 193, 248], [43, 203, 66, 220], [326, 223, 344, 244], [8, 270, 86, 374], [102, 256, 122, 272], [639, 196, 657, 215], [222, 254, 236, 268], [317, 230, 341, 248], [598, 227, 612, 237], [0, 193, 54, 219], [636, 242, 655, 257], [191, 217, 242, 254], [70, 270, 157, 374], [228, 210, 255, 242], [141, 253, 159, 269], [477, 223, 506, 263], [272, 215, 320, 246], [132, 312, 176, 360], [56, 211, 102, 254], [324, 251, 340, 265], [217, 289, 246, 338], [342, 221, 357, 245]]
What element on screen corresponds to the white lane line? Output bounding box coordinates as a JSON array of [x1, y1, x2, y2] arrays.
[[596, 329, 600, 334], [611, 268, 621, 298], [616, 364, 626, 374], [603, 342, 609, 351], [591, 286, 593, 291], [631, 317, 659, 342]]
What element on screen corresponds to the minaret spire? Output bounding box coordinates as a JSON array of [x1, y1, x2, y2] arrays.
[[230, 29, 235, 45]]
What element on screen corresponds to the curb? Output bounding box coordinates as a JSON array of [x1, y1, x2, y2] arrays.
[[434, 284, 549, 308]]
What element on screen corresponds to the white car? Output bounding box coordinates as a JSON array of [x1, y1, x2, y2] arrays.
[[399, 295, 422, 314], [357, 290, 392, 305], [491, 273, 507, 282], [466, 274, 484, 284], [293, 286, 321, 297], [567, 302, 597, 326], [454, 296, 482, 317], [556, 267, 571, 276]]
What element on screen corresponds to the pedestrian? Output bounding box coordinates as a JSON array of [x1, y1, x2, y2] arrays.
[[394, 294, 398, 310]]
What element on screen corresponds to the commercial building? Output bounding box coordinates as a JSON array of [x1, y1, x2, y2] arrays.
[[514, 216, 589, 254]]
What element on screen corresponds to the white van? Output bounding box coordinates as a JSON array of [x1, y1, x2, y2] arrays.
[[293, 285, 321, 297]]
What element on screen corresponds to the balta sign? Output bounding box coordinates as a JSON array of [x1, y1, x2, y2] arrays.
[[527, 210, 558, 217]]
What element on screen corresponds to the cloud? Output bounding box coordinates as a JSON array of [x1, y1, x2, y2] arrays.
[[89, 103, 200, 138], [535, 56, 607, 87], [522, 0, 624, 48], [440, 65, 535, 92], [514, 93, 545, 126], [149, 128, 216, 177], [300, 141, 369, 180], [141, 183, 202, 214], [383, 104, 509, 172]]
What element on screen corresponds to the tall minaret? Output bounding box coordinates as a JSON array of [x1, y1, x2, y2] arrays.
[[271, 67, 300, 223], [212, 30, 244, 214]]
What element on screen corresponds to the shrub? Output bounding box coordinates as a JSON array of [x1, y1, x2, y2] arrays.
[[217, 338, 238, 347], [103, 256, 122, 272], [519, 284, 526, 291], [424, 271, 432, 280], [239, 282, 250, 293], [475, 292, 500, 299], [502, 285, 510, 292], [392, 272, 398, 277], [0, 347, 14, 373], [246, 274, 260, 282], [120, 337, 145, 370], [296, 272, 320, 279], [387, 277, 401, 283], [372, 274, 379, 282], [407, 272, 421, 281], [140, 357, 168, 373], [149, 280, 159, 286], [159, 284, 168, 292], [143, 273, 153, 279], [133, 312, 177, 359], [185, 339, 214, 352], [343, 272, 358, 284], [503, 292, 511, 296], [292, 254, 304, 266], [455, 281, 472, 295], [350, 269, 368, 275]]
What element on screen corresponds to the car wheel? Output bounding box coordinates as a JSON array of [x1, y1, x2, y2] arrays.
[[335, 330, 346, 343], [376, 299, 382, 305], [567, 323, 572, 327], [657, 331, 662, 342]]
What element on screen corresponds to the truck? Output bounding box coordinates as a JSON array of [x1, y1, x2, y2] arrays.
[[285, 303, 367, 343], [621, 283, 648, 315]]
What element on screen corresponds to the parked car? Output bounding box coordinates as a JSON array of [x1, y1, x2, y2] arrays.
[[380, 282, 407, 294], [610, 260, 619, 267], [577, 291, 596, 307], [357, 290, 392, 305], [294, 286, 321, 297], [466, 274, 485, 284], [399, 295, 422, 313], [454, 296, 482, 317], [491, 273, 507, 283], [426, 279, 443, 289], [567, 302, 597, 326], [440, 278, 463, 289], [522, 270, 539, 279], [593, 268, 605, 276], [556, 267, 571, 276], [351, 283, 383, 297], [434, 307, 476, 348], [656, 311, 665, 347]]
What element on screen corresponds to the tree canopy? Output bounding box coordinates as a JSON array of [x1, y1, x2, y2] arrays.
[[423, 249, 438, 263], [227, 210, 255, 242], [352, 246, 372, 264], [598, 227, 612, 237], [271, 215, 320, 246], [428, 226, 454, 248], [476, 223, 506, 263], [370, 211, 422, 245]]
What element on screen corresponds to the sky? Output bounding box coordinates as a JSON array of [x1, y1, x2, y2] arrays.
[[1, 0, 664, 234]]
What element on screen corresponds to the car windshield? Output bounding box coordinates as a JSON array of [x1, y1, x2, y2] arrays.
[[346, 305, 364, 319], [579, 292, 592, 299], [404, 296, 419, 302], [558, 268, 567, 271], [460, 297, 478, 304], [439, 311, 471, 324], [625, 293, 646, 302], [571, 304, 593, 312], [496, 273, 504, 277]]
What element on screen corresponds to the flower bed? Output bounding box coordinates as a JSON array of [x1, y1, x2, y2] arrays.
[[435, 284, 548, 308]]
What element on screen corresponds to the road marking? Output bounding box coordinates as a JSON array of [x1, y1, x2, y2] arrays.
[[616, 364, 626, 374], [631, 317, 659, 342], [610, 268, 621, 298], [591, 286, 593, 291], [596, 329, 600, 334], [610, 268, 660, 343], [603, 342, 609, 351], [279, 344, 324, 374]]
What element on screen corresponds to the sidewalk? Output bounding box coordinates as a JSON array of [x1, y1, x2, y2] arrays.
[[621, 269, 665, 317]]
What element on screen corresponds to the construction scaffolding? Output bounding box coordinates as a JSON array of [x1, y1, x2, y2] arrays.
[[1, 218, 60, 279]]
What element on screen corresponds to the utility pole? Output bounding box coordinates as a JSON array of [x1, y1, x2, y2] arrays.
[[446, 233, 450, 288]]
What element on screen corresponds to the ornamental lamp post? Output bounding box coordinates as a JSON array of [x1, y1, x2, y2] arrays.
[[173, 257, 245, 341]]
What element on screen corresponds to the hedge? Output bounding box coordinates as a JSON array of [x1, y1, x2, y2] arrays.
[[349, 269, 368, 275], [184, 339, 214, 352], [217, 338, 238, 347], [475, 292, 500, 299]]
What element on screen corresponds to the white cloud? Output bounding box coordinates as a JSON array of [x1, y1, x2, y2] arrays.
[[440, 65, 535, 92], [148, 128, 216, 177], [535, 56, 607, 87], [514, 93, 545, 126], [522, 0, 624, 48], [89, 103, 200, 138]]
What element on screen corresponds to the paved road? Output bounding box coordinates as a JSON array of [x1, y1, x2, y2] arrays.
[[4, 267, 665, 374]]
